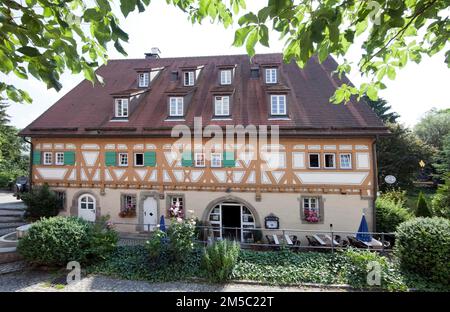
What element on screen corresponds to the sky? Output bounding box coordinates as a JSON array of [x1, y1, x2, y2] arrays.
[[4, 1, 450, 129]]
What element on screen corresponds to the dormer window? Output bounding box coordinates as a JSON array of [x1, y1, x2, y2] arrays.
[[115, 98, 129, 118], [183, 71, 195, 86], [270, 95, 286, 116], [265, 68, 277, 84], [138, 72, 149, 87], [220, 70, 232, 85], [214, 96, 230, 116], [169, 97, 184, 117]]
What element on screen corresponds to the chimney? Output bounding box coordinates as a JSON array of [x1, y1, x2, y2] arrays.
[[145, 47, 161, 59]]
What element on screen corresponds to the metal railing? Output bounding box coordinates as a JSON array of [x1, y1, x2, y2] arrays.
[[97, 220, 396, 253]]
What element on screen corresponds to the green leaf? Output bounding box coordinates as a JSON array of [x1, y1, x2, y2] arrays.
[[246, 28, 259, 57], [114, 40, 127, 56], [387, 66, 396, 80], [238, 12, 258, 26], [366, 85, 378, 101], [257, 7, 271, 23], [111, 19, 129, 42], [232, 26, 254, 47], [120, 0, 137, 17], [96, 0, 112, 11], [259, 25, 269, 47], [17, 46, 41, 57], [83, 8, 103, 21]]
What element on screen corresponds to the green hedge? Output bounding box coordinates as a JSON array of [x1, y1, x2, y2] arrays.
[[395, 217, 450, 285], [18, 216, 118, 266], [202, 240, 240, 283], [376, 197, 412, 233]]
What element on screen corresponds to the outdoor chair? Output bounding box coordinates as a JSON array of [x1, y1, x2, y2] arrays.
[[265, 235, 275, 245], [306, 235, 321, 247], [290, 235, 301, 252], [347, 236, 370, 249]]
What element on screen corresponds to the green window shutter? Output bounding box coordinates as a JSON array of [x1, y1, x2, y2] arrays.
[[144, 151, 156, 167], [64, 151, 75, 165], [105, 152, 117, 166], [181, 151, 193, 167], [32, 151, 41, 165], [223, 151, 235, 167]]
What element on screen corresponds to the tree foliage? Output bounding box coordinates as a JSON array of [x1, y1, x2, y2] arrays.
[[377, 123, 436, 191], [416, 191, 431, 217], [1, 0, 449, 104], [414, 108, 450, 150], [365, 95, 400, 123]]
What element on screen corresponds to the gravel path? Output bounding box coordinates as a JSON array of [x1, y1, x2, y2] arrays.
[[0, 270, 344, 292]]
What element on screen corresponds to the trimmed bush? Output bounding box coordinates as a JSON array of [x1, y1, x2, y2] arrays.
[[202, 240, 240, 283], [395, 217, 450, 285], [416, 192, 431, 217], [375, 197, 412, 233], [431, 175, 450, 219], [21, 184, 61, 220], [18, 216, 118, 266]]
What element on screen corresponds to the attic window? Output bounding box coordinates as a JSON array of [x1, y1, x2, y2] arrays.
[[250, 67, 260, 79], [270, 95, 286, 115], [171, 71, 179, 81], [115, 98, 129, 118], [184, 71, 195, 86], [138, 72, 149, 87], [169, 97, 184, 117], [220, 70, 232, 85], [265, 68, 277, 84]]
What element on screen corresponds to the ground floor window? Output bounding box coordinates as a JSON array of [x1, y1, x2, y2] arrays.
[[54, 190, 66, 210], [302, 197, 321, 223], [119, 194, 136, 217], [168, 195, 184, 218]]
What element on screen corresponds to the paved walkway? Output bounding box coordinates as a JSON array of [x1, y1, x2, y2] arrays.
[[0, 270, 343, 292]]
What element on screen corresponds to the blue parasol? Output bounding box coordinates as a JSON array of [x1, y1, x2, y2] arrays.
[[356, 214, 372, 242], [159, 215, 166, 232]]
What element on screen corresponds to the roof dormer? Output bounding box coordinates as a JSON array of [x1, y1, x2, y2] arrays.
[[180, 65, 204, 87], [134, 67, 164, 88]]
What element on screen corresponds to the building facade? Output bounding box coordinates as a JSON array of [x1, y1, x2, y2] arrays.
[[20, 53, 388, 242]]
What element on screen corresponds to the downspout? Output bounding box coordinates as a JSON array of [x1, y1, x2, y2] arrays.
[[372, 135, 379, 232], [23, 137, 33, 192]]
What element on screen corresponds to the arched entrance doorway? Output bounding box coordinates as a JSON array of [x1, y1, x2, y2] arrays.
[[78, 194, 96, 222], [207, 201, 256, 243]]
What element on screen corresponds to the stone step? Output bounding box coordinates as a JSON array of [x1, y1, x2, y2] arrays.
[[0, 207, 26, 212], [0, 212, 24, 217], [0, 222, 26, 230], [0, 217, 24, 223]]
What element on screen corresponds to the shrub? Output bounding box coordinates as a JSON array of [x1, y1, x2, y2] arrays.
[[18, 216, 118, 266], [166, 219, 196, 261], [379, 189, 407, 206], [395, 217, 450, 285], [431, 175, 450, 219], [145, 229, 168, 261], [375, 197, 412, 233], [202, 240, 240, 283], [416, 192, 431, 217], [21, 184, 61, 220]]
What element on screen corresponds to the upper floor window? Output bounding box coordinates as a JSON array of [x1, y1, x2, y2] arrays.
[[55, 152, 64, 165], [211, 153, 222, 168], [43, 152, 52, 165], [214, 96, 230, 116], [340, 153, 352, 169], [184, 71, 195, 86], [138, 72, 149, 87], [115, 98, 129, 118], [324, 153, 336, 169], [194, 153, 206, 167], [270, 95, 286, 115], [265, 68, 277, 84], [308, 153, 320, 168], [118, 153, 128, 166], [169, 97, 184, 117], [134, 153, 144, 167], [220, 70, 232, 85]]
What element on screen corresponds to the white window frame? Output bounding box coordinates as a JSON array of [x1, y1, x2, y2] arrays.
[[324, 153, 336, 169], [214, 96, 230, 116], [339, 153, 352, 169], [118, 153, 128, 167], [170, 196, 184, 210], [183, 71, 195, 86], [211, 153, 222, 168], [194, 152, 206, 167], [115, 98, 129, 118], [308, 153, 320, 169], [138, 72, 149, 87], [220, 70, 232, 85], [55, 152, 64, 166], [270, 95, 286, 116], [43, 152, 52, 165], [169, 97, 184, 117], [303, 197, 320, 219], [265, 68, 277, 84], [134, 153, 144, 167]]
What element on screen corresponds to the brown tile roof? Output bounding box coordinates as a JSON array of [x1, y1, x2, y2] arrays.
[[20, 53, 388, 137]]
